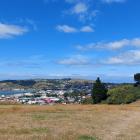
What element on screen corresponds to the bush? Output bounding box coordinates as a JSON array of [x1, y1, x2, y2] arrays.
[[106, 85, 140, 104], [106, 93, 136, 104]]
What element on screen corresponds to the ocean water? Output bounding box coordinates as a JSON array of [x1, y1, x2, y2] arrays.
[[0, 90, 31, 96]]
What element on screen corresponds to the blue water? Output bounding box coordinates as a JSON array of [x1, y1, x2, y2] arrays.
[[0, 90, 31, 96]]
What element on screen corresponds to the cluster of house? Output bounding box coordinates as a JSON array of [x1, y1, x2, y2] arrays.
[[0, 89, 90, 105], [0, 81, 120, 105], [18, 95, 61, 105]]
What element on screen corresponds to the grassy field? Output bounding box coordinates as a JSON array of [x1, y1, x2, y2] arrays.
[[0, 104, 140, 140]]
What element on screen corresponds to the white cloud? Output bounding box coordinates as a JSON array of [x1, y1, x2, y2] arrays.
[[57, 55, 91, 65], [77, 38, 140, 50], [103, 50, 140, 65], [64, 1, 98, 22], [0, 23, 28, 39], [80, 26, 94, 32], [56, 25, 94, 33], [56, 25, 77, 33], [45, 0, 125, 23], [131, 38, 140, 47], [102, 0, 126, 3], [57, 50, 140, 66], [71, 2, 88, 14]]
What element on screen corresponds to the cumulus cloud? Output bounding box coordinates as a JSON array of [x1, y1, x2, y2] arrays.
[[57, 55, 91, 65], [0, 23, 28, 39], [56, 25, 77, 33], [80, 26, 94, 32], [57, 50, 140, 66], [56, 25, 94, 33], [103, 50, 140, 65], [71, 2, 88, 14], [76, 38, 140, 51], [64, 1, 99, 22], [45, 0, 125, 24]]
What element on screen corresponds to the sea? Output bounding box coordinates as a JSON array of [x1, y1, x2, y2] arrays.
[[0, 90, 32, 96]]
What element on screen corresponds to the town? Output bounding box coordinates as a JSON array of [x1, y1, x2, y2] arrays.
[[0, 79, 92, 105], [0, 78, 121, 105]]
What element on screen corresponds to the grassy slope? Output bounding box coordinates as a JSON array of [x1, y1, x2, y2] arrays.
[[0, 104, 140, 140]]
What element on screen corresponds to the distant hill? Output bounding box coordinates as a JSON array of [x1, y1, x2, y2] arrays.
[[0, 79, 94, 90], [0, 80, 36, 86]]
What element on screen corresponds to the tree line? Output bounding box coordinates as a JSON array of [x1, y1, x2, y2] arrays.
[[90, 73, 140, 104]]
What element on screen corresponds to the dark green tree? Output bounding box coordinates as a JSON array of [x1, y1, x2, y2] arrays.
[[134, 73, 140, 85], [92, 77, 108, 104], [64, 92, 69, 103]]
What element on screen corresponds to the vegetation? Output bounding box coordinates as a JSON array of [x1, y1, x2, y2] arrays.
[[0, 80, 36, 87], [134, 73, 140, 86], [106, 85, 140, 104], [92, 77, 108, 104], [134, 73, 140, 83]]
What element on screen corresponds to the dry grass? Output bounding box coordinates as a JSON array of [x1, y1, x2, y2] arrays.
[[0, 104, 139, 140]]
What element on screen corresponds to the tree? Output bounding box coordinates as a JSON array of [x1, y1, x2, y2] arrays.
[[92, 77, 108, 104], [134, 73, 140, 87], [63, 92, 69, 103]]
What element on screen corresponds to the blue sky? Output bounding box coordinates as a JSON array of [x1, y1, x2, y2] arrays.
[[0, 0, 139, 82]]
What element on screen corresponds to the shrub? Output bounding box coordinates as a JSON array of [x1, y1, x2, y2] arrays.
[[106, 93, 136, 104], [106, 85, 140, 104]]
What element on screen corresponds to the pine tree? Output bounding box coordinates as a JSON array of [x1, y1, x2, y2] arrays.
[[134, 73, 140, 86], [92, 77, 108, 104]]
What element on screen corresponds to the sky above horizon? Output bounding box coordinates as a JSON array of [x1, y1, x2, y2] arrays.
[[0, 0, 139, 82]]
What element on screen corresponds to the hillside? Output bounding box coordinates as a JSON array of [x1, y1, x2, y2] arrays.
[[0, 104, 140, 140], [0, 79, 94, 90]]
